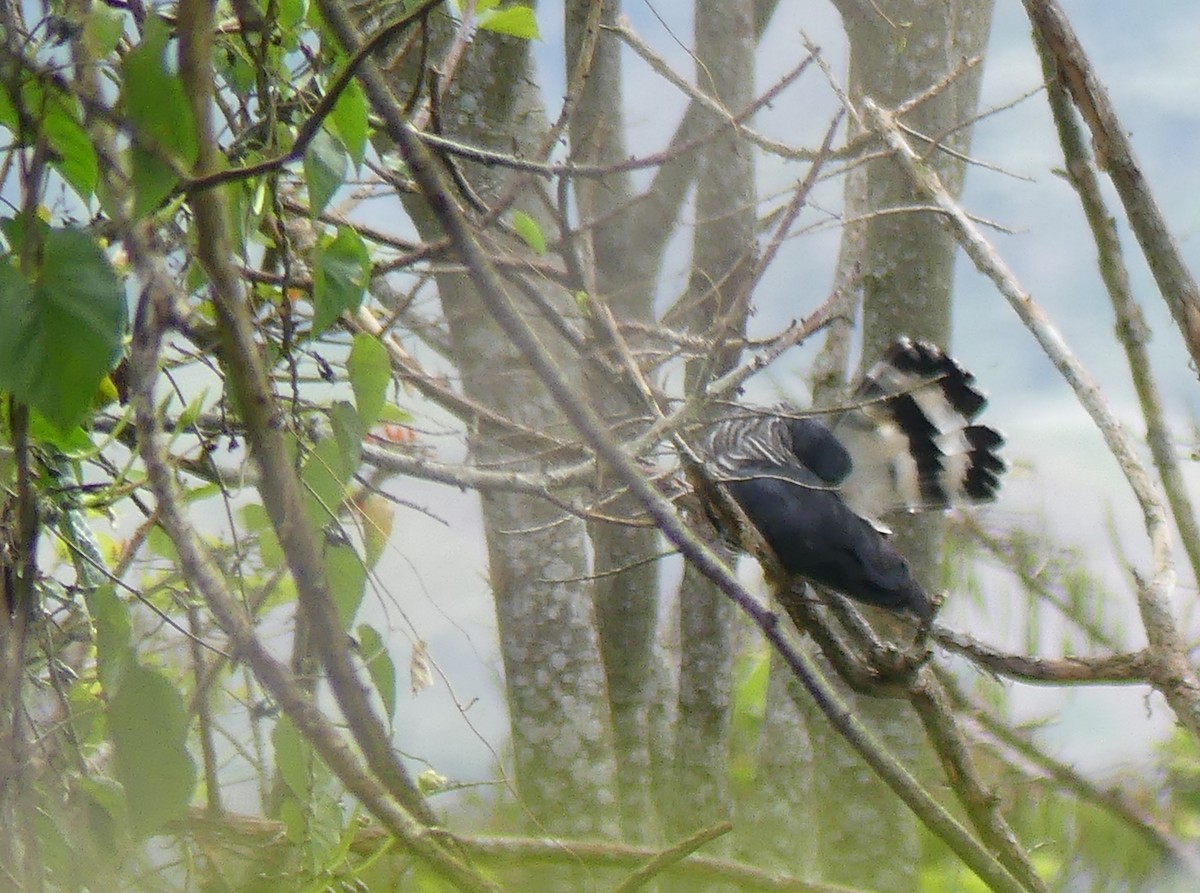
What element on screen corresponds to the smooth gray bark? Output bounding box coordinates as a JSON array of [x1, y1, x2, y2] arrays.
[[667, 0, 758, 868], [383, 20, 622, 837], [809, 2, 996, 889], [566, 0, 664, 842]]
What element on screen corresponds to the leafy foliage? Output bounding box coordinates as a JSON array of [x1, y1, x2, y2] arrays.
[[0, 226, 126, 430], [121, 15, 199, 217], [0, 1, 1194, 891]]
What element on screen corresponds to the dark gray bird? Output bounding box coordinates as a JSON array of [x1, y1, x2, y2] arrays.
[[701, 338, 1005, 619]]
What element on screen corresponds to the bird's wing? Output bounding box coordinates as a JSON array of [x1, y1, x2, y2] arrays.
[[703, 411, 803, 479], [718, 458, 932, 618]]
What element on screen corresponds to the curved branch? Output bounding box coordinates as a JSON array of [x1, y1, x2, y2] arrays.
[[175, 0, 452, 849], [934, 629, 1152, 686], [1033, 27, 1200, 592]]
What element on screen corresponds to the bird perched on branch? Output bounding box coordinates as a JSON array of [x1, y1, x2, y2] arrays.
[[700, 338, 1005, 620]]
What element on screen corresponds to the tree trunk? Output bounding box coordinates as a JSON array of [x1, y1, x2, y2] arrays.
[[388, 23, 622, 837], [666, 0, 758, 865], [810, 2, 996, 889], [566, 0, 664, 842]]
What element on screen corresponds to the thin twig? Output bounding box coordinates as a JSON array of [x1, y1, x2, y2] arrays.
[[1022, 0, 1200, 371], [611, 821, 734, 893], [612, 18, 835, 163]]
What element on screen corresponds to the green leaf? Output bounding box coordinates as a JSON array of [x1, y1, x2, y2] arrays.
[[85, 585, 132, 692], [107, 664, 196, 837], [0, 227, 126, 430], [28, 411, 95, 454], [277, 0, 307, 31], [347, 333, 390, 430], [357, 623, 397, 722], [175, 386, 208, 434], [0, 264, 34, 372], [34, 809, 84, 889], [272, 718, 338, 861], [241, 503, 284, 569], [301, 436, 350, 526], [312, 225, 369, 332], [67, 679, 105, 747], [129, 146, 177, 220], [121, 15, 198, 217], [304, 128, 348, 219], [0, 84, 15, 132], [78, 775, 128, 825], [326, 538, 366, 629], [277, 796, 306, 847], [216, 40, 256, 94], [272, 715, 316, 801], [75, 775, 129, 857], [733, 648, 769, 726], [85, 3, 126, 57], [378, 402, 413, 424], [358, 493, 393, 571], [0, 79, 98, 200], [512, 210, 546, 254], [330, 78, 368, 167], [122, 16, 196, 154], [477, 5, 540, 40], [43, 94, 98, 200], [146, 524, 178, 563], [224, 178, 247, 259], [330, 399, 363, 470]]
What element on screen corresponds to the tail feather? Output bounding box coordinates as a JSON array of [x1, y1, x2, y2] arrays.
[[837, 338, 1005, 515], [963, 425, 1006, 501], [861, 338, 988, 420]]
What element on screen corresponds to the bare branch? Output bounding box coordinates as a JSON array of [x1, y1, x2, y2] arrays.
[[1033, 24, 1200, 594], [611, 822, 734, 893], [861, 96, 1200, 743], [934, 629, 1152, 686], [1022, 0, 1200, 371]]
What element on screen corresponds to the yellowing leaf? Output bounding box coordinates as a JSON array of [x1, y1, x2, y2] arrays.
[[477, 5, 539, 40], [512, 210, 546, 254]]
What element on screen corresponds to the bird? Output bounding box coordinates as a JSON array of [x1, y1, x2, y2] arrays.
[[699, 338, 1005, 619]]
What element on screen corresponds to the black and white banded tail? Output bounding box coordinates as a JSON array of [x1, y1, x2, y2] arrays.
[[835, 338, 1005, 519]]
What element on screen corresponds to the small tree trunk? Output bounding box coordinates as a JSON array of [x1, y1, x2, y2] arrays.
[[386, 21, 622, 837], [812, 2, 996, 889], [567, 0, 665, 842], [666, 0, 758, 869]]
